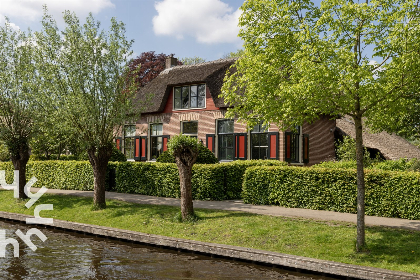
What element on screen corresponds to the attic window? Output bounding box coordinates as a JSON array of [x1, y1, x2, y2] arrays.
[[174, 84, 206, 110]]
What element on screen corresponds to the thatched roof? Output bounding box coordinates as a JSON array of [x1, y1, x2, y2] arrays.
[[336, 116, 420, 160], [134, 58, 236, 113]]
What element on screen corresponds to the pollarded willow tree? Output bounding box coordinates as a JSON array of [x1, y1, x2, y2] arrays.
[[0, 20, 38, 199], [221, 0, 420, 251], [35, 9, 139, 209]]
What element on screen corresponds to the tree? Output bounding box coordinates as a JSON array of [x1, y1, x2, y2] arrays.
[[35, 9, 139, 209], [179, 56, 206, 65], [221, 0, 420, 251], [222, 49, 244, 59], [167, 135, 199, 221], [0, 19, 38, 199], [127, 51, 182, 89]]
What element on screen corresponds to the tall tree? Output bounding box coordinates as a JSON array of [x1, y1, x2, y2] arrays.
[[0, 20, 38, 199], [127, 51, 182, 89], [221, 0, 420, 251], [179, 56, 206, 65], [35, 9, 139, 209]]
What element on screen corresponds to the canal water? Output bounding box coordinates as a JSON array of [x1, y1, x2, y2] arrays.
[[0, 220, 340, 279]]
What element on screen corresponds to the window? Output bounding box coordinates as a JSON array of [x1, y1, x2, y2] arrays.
[[285, 126, 301, 163], [251, 123, 268, 159], [174, 84, 206, 110], [150, 123, 163, 160], [217, 119, 234, 160], [124, 125, 136, 159], [181, 121, 198, 138]]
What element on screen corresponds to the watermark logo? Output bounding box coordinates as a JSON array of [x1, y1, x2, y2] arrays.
[[0, 171, 53, 257]]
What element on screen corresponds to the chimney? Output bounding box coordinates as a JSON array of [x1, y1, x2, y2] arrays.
[[165, 54, 178, 69]]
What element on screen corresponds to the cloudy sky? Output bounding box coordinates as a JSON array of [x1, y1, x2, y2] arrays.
[[0, 0, 245, 61]]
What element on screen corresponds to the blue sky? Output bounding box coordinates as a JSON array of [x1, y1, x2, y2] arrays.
[[0, 0, 246, 62]]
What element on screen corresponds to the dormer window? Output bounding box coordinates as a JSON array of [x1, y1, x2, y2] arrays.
[[174, 84, 206, 110]]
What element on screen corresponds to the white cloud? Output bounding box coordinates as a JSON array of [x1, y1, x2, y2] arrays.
[[153, 0, 241, 44], [0, 0, 114, 22], [0, 15, 20, 30]]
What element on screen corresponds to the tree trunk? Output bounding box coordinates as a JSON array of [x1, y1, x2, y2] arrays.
[[354, 115, 365, 251], [87, 145, 112, 209], [9, 138, 30, 199], [178, 163, 194, 220]]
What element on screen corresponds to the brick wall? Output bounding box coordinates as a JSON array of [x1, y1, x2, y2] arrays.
[[302, 116, 336, 166]]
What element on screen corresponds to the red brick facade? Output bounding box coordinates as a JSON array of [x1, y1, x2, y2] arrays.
[[127, 108, 336, 166], [126, 58, 337, 165]]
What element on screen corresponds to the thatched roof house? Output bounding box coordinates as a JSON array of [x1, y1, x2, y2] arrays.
[[134, 58, 236, 114], [336, 116, 420, 160]]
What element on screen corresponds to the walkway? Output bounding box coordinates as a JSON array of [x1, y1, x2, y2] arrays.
[[42, 188, 420, 231]]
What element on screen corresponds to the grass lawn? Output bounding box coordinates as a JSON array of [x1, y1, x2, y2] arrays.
[[0, 190, 419, 274]]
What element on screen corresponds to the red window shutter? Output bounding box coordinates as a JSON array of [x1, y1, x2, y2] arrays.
[[115, 137, 122, 151], [140, 136, 147, 161], [303, 134, 309, 164], [284, 132, 292, 162], [267, 132, 279, 160], [235, 133, 247, 160], [134, 136, 141, 161], [206, 134, 215, 153], [162, 135, 170, 152]]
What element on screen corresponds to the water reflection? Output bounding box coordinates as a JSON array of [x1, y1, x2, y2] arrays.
[[0, 220, 337, 279]]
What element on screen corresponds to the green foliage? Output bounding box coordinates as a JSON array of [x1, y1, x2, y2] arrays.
[[179, 56, 206, 65], [243, 166, 420, 220], [110, 146, 127, 162], [167, 135, 199, 155], [115, 162, 225, 200], [0, 141, 10, 162], [313, 160, 358, 170], [222, 49, 244, 59], [156, 151, 175, 163], [196, 144, 218, 164], [158, 144, 218, 164], [221, 160, 288, 199]]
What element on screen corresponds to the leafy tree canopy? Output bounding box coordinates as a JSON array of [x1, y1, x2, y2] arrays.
[[179, 56, 206, 65], [221, 0, 420, 251], [127, 51, 182, 88]]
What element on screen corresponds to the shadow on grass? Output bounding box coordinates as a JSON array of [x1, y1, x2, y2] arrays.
[[351, 226, 420, 267]]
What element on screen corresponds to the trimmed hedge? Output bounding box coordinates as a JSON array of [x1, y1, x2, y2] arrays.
[[115, 162, 226, 200], [243, 166, 420, 220], [221, 160, 288, 199]]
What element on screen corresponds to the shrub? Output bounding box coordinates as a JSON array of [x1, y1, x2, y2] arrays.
[[157, 143, 218, 164], [371, 158, 414, 171], [196, 144, 218, 164], [115, 162, 226, 200], [243, 166, 420, 219], [222, 160, 288, 199], [156, 151, 175, 163], [313, 160, 357, 169], [335, 136, 377, 166], [0, 141, 10, 162], [109, 146, 127, 162]]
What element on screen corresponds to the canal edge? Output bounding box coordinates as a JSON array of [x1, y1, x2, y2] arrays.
[[0, 211, 417, 280]]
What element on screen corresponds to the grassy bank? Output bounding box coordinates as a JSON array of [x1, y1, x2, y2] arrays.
[[0, 190, 418, 274]]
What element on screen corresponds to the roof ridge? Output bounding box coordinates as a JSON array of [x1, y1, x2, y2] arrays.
[[161, 57, 237, 74]]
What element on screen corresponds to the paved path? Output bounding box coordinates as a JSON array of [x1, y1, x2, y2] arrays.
[[38, 188, 420, 232]]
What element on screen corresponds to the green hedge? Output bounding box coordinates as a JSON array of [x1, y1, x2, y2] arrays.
[[243, 166, 420, 220], [221, 160, 288, 199], [115, 162, 226, 200]]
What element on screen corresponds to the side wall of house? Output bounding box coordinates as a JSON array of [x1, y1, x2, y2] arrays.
[[303, 116, 336, 165]]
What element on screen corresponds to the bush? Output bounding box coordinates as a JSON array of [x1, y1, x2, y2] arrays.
[[0, 141, 10, 162], [371, 158, 414, 171], [221, 160, 288, 199], [115, 162, 226, 200], [196, 144, 218, 164], [157, 143, 218, 164], [335, 136, 377, 166], [243, 166, 420, 219], [156, 151, 175, 163], [313, 160, 357, 169], [109, 146, 127, 162]]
